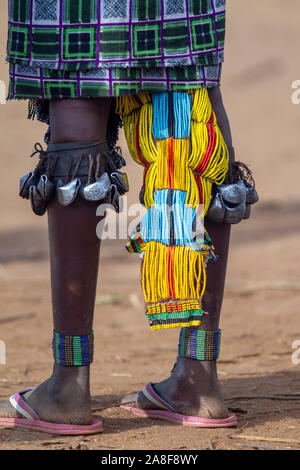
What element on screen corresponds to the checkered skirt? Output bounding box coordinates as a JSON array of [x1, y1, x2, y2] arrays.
[[7, 0, 226, 99]]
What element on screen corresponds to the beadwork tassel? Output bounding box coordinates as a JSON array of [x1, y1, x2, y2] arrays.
[[141, 242, 208, 303], [117, 88, 229, 330], [152, 92, 169, 140]]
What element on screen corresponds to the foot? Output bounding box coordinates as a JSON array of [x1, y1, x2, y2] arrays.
[[0, 364, 92, 425], [136, 357, 229, 419]]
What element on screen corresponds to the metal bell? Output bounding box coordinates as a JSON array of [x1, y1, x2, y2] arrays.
[[139, 186, 145, 206], [80, 172, 111, 202], [29, 185, 48, 216], [109, 171, 129, 195], [56, 179, 64, 189], [56, 178, 81, 207], [218, 180, 246, 204], [205, 192, 225, 223], [19, 172, 39, 199], [223, 201, 246, 224], [110, 170, 129, 194], [244, 181, 259, 205], [110, 184, 123, 213], [36, 174, 56, 201], [109, 171, 128, 196], [243, 204, 251, 219]]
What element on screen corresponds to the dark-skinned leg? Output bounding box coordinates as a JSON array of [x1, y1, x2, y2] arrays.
[[0, 98, 111, 424], [137, 87, 234, 419]]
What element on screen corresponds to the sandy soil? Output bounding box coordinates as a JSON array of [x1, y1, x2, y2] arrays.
[[0, 1, 299, 451]]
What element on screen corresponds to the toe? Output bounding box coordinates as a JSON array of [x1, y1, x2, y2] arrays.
[[0, 399, 18, 419]]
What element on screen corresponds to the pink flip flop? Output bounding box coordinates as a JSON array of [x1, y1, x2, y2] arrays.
[[0, 388, 103, 435], [121, 383, 237, 428]]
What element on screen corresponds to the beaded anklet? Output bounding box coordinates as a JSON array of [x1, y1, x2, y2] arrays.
[[52, 330, 94, 366], [178, 328, 221, 361]]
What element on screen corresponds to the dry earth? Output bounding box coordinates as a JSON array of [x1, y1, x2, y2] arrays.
[[0, 0, 299, 451]]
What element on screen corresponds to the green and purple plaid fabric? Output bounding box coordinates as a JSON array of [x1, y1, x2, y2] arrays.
[[7, 0, 226, 99], [8, 62, 222, 99], [7, 0, 226, 71]]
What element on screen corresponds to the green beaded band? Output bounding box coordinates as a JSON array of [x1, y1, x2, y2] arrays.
[[52, 330, 94, 366], [178, 328, 221, 361]]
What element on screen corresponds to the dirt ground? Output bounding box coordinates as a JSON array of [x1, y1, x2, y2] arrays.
[[0, 1, 299, 451]]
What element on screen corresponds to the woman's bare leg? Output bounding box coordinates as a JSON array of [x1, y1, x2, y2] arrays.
[[137, 87, 234, 418], [0, 98, 111, 424]]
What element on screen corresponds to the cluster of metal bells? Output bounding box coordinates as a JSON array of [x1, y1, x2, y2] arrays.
[[206, 180, 259, 224], [19, 170, 129, 216]]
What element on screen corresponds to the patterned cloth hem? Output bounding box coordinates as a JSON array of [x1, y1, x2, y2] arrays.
[[8, 62, 222, 100], [6, 52, 223, 73]]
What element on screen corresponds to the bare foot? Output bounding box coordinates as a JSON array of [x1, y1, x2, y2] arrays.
[[0, 364, 92, 425], [136, 357, 229, 419]]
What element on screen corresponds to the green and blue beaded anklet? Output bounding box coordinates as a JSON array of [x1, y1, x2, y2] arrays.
[[52, 330, 94, 366], [178, 328, 221, 361]]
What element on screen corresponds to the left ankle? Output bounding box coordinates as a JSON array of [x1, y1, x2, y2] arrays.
[[50, 364, 91, 396]]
